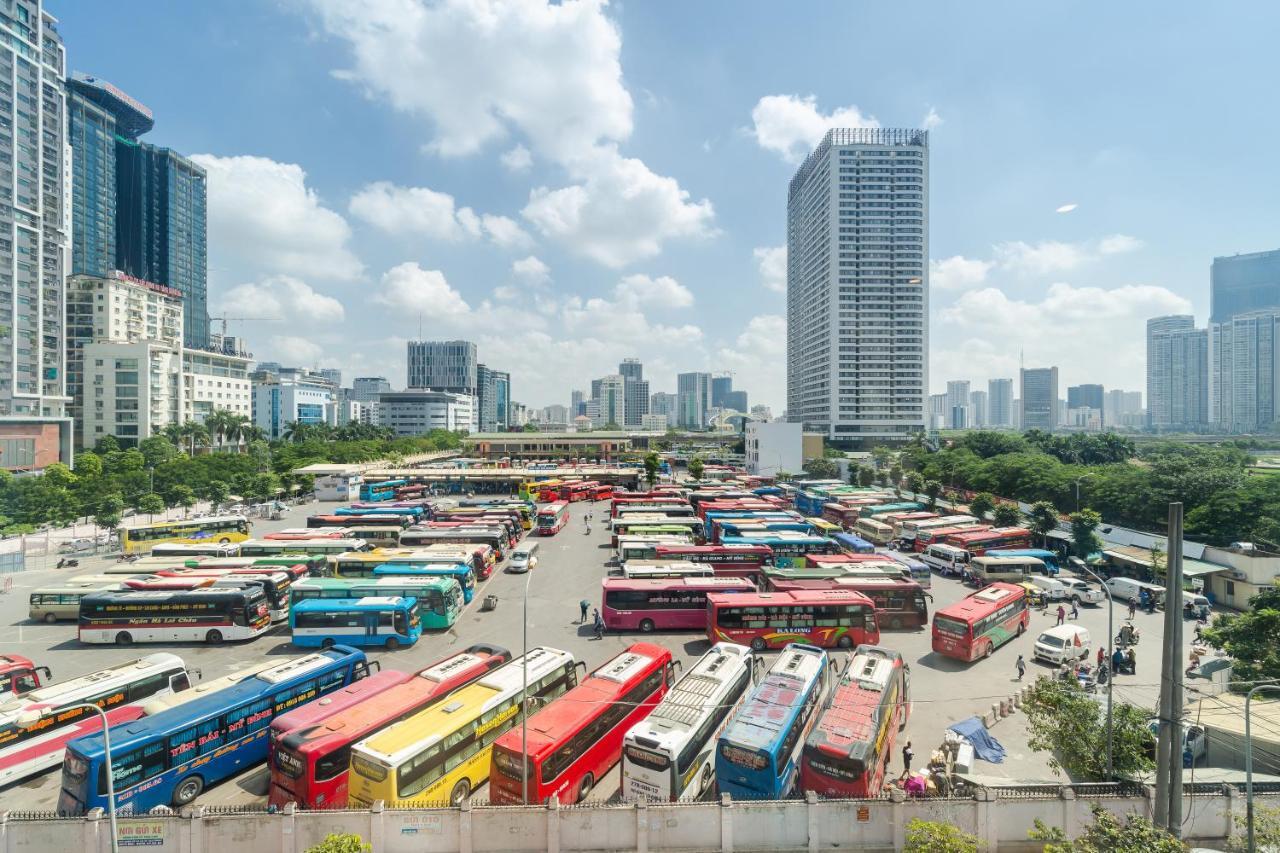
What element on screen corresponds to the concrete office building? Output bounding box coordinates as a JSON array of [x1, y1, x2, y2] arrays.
[[987, 378, 1014, 428], [649, 392, 677, 427], [350, 376, 391, 402], [252, 369, 336, 440], [541, 404, 568, 425], [1020, 367, 1059, 432], [619, 359, 649, 427], [476, 364, 510, 432], [969, 390, 988, 428], [1210, 309, 1280, 433], [376, 390, 475, 436], [677, 372, 712, 429], [1147, 315, 1208, 431], [596, 374, 627, 428], [640, 414, 669, 431], [406, 340, 477, 393], [1211, 249, 1280, 323], [570, 389, 586, 418], [945, 381, 970, 429], [785, 127, 928, 447]]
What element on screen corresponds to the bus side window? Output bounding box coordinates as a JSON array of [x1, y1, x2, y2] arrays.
[[170, 671, 191, 693]]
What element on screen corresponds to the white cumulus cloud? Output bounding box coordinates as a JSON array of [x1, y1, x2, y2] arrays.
[[749, 94, 879, 162], [219, 275, 345, 324], [614, 274, 694, 309], [922, 107, 944, 131], [374, 262, 471, 317], [930, 255, 994, 291], [349, 181, 481, 241], [268, 335, 325, 366], [500, 144, 533, 172], [716, 315, 786, 410], [480, 214, 534, 250], [753, 246, 787, 293], [191, 153, 362, 282], [1098, 233, 1145, 255], [512, 255, 551, 285]]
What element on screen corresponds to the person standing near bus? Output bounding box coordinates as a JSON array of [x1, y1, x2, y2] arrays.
[[579, 599, 590, 623], [593, 608, 604, 639], [901, 741, 914, 775], [1016, 655, 1026, 681], [1056, 605, 1065, 626]]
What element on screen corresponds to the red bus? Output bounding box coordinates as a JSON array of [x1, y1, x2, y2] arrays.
[[931, 582, 1030, 662], [601, 577, 754, 632], [266, 528, 354, 540], [591, 484, 614, 502], [651, 543, 773, 581], [912, 523, 987, 552], [707, 589, 880, 652], [611, 497, 692, 518], [800, 646, 910, 798], [489, 643, 674, 804], [268, 644, 510, 809], [0, 654, 51, 695], [820, 503, 864, 530], [308, 514, 409, 530], [942, 527, 1032, 556], [561, 481, 599, 502], [536, 502, 570, 535], [764, 576, 928, 630]]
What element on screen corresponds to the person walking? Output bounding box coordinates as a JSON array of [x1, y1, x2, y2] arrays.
[[1069, 602, 1079, 620], [1056, 605, 1065, 626], [1127, 600, 1137, 619], [1096, 646, 1106, 668], [1016, 654, 1026, 681], [592, 608, 605, 640], [902, 741, 914, 775], [579, 599, 590, 623]]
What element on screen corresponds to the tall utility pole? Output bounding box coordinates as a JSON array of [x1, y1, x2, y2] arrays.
[[1155, 503, 1185, 834]]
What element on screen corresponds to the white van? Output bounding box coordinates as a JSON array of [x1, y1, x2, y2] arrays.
[[921, 543, 969, 577], [507, 541, 539, 573], [1033, 625, 1091, 665], [1058, 577, 1105, 606], [1105, 576, 1165, 607], [1029, 575, 1068, 601], [1181, 591, 1210, 620]]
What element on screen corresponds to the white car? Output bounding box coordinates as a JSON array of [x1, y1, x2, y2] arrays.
[[1058, 577, 1105, 605], [58, 537, 98, 554]]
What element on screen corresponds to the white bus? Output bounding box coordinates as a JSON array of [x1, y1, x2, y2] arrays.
[[622, 642, 755, 802], [29, 583, 120, 623], [616, 536, 693, 563], [898, 515, 979, 542], [852, 518, 894, 545], [0, 653, 193, 786], [77, 587, 273, 645], [969, 556, 1043, 586], [621, 561, 715, 580], [238, 538, 368, 556], [920, 543, 970, 576], [150, 543, 240, 559]]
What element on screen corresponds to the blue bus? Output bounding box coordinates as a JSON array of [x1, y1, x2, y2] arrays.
[[372, 563, 476, 602], [877, 549, 932, 589], [718, 521, 815, 540], [704, 511, 800, 540], [335, 505, 425, 521], [290, 597, 422, 649], [357, 480, 407, 502], [794, 491, 828, 517], [985, 548, 1060, 575], [833, 532, 876, 555], [715, 643, 831, 799], [56, 646, 371, 815]]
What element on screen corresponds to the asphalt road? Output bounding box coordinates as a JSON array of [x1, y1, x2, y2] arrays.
[[0, 497, 1200, 808]]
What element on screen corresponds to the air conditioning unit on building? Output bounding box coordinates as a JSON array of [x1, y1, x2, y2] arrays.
[[1227, 570, 1247, 581]]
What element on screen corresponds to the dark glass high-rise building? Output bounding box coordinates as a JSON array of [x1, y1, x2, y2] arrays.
[[1211, 249, 1280, 323]]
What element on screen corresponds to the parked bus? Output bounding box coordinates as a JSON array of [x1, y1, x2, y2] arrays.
[[345, 526, 403, 549], [651, 544, 773, 582], [833, 533, 876, 555], [266, 528, 355, 540], [616, 536, 695, 563], [898, 515, 978, 543], [290, 577, 462, 629], [309, 514, 410, 530], [942, 527, 1033, 556], [801, 646, 910, 798], [489, 644, 674, 805], [333, 545, 493, 580], [0, 654, 189, 787], [621, 642, 756, 802], [715, 643, 830, 800], [806, 518, 842, 539], [967, 555, 1043, 587], [707, 589, 879, 652], [347, 647, 582, 807], [560, 481, 599, 502], [985, 548, 1061, 575], [372, 564, 476, 603], [877, 549, 933, 589], [536, 502, 570, 535], [291, 597, 421, 650], [77, 587, 273, 645], [859, 502, 924, 518], [822, 503, 863, 530], [602, 577, 755, 633], [335, 505, 426, 522], [611, 517, 704, 545], [912, 523, 987, 552], [193, 555, 322, 581], [591, 485, 615, 502], [853, 518, 894, 545], [932, 582, 1030, 662], [411, 525, 509, 558], [765, 576, 928, 631], [30, 582, 120, 623], [535, 480, 566, 502], [268, 645, 510, 809], [58, 647, 370, 814], [721, 533, 839, 568], [155, 568, 293, 622], [118, 516, 251, 555], [150, 543, 240, 560], [621, 561, 715, 580], [358, 479, 407, 501], [239, 538, 367, 557], [920, 543, 971, 577]]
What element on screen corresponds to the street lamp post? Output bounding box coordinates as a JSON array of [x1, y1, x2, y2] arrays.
[[1074, 473, 1098, 512], [1075, 563, 1115, 778], [521, 561, 534, 805], [19, 703, 117, 853], [1246, 684, 1280, 852]]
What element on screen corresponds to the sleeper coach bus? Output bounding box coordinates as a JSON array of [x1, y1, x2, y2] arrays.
[[268, 645, 510, 809], [191, 556, 320, 581], [290, 577, 462, 629], [715, 643, 830, 800], [621, 642, 756, 802], [897, 515, 978, 543], [239, 538, 367, 557], [358, 479, 407, 501], [932, 582, 1030, 662], [765, 575, 928, 631], [707, 589, 879, 652], [852, 518, 894, 545], [859, 502, 924, 518], [833, 533, 876, 555], [489, 644, 674, 805], [602, 577, 755, 633], [402, 526, 508, 559], [942, 527, 1033, 556], [150, 543, 240, 560], [0, 654, 191, 787], [913, 524, 987, 552], [800, 646, 910, 798], [536, 502, 570, 535], [335, 505, 425, 522], [372, 564, 476, 603], [266, 528, 354, 540], [290, 597, 421, 649], [57, 647, 370, 814], [347, 647, 582, 807], [877, 550, 933, 589], [559, 481, 598, 502], [822, 503, 864, 530], [78, 587, 272, 645], [720, 533, 839, 568], [331, 546, 492, 580], [651, 544, 773, 582], [616, 536, 695, 563], [985, 548, 1061, 575], [154, 568, 292, 621], [118, 516, 252, 555], [620, 561, 715, 580]]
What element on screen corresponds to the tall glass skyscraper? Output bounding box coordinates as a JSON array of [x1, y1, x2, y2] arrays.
[[785, 128, 928, 447], [1211, 249, 1280, 323]]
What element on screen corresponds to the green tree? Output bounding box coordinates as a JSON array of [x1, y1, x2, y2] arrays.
[[201, 480, 230, 507], [1028, 500, 1061, 546], [1228, 800, 1280, 851], [903, 819, 981, 852], [688, 457, 704, 481], [993, 503, 1023, 528], [923, 479, 942, 509], [803, 457, 839, 479], [522, 422, 538, 432], [136, 492, 165, 521], [870, 445, 894, 470], [248, 472, 282, 502], [93, 435, 120, 454], [139, 436, 179, 468], [643, 452, 660, 489], [1202, 583, 1280, 684], [889, 463, 903, 489], [968, 492, 996, 520], [168, 484, 197, 517], [857, 466, 876, 488], [1069, 508, 1103, 557], [73, 451, 104, 480], [1022, 677, 1154, 780], [304, 834, 371, 853], [93, 494, 125, 543], [1147, 544, 1166, 582], [905, 471, 925, 495], [1029, 805, 1183, 852]]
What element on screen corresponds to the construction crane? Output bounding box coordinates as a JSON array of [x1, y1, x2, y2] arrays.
[[207, 315, 281, 337]]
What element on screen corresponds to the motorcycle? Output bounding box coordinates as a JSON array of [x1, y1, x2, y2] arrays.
[[55, 558, 78, 569]]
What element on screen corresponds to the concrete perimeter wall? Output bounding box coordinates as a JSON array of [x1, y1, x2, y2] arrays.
[[1, 786, 1265, 853]]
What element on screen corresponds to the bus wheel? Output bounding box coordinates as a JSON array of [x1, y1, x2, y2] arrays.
[[750, 637, 767, 652], [1016, 622, 1025, 636], [385, 637, 400, 651], [115, 631, 133, 645], [578, 772, 594, 802], [173, 774, 204, 806], [43, 612, 56, 624], [219, 537, 231, 544], [984, 642, 994, 659], [698, 764, 713, 798], [205, 630, 223, 644], [321, 638, 335, 649], [639, 619, 655, 633], [450, 778, 470, 806], [837, 636, 853, 649], [889, 617, 903, 631]]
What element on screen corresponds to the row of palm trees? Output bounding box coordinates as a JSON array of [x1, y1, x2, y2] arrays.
[[159, 410, 264, 455], [280, 420, 396, 443]]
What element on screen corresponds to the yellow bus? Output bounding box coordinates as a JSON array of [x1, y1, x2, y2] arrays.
[[805, 517, 842, 538], [117, 515, 251, 554], [347, 646, 581, 807]]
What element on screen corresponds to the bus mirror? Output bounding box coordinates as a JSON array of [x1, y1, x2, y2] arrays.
[[189, 668, 203, 682], [36, 667, 51, 681]]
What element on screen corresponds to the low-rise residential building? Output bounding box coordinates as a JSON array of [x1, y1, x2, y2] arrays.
[[745, 420, 802, 477], [376, 390, 475, 436], [640, 413, 670, 432]]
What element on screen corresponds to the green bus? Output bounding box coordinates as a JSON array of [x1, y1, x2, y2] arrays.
[[289, 576, 463, 629], [858, 502, 925, 518]]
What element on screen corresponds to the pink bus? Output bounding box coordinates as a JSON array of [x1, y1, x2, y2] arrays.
[[601, 576, 754, 633]]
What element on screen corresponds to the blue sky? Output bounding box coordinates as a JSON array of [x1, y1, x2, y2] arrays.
[[57, 1, 1280, 412]]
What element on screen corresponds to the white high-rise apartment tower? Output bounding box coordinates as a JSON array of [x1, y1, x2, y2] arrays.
[[786, 128, 928, 447]]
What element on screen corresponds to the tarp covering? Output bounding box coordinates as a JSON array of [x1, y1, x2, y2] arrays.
[[947, 716, 1006, 764]]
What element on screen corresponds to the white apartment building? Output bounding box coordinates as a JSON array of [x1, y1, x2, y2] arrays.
[[252, 371, 336, 440], [640, 413, 669, 431], [786, 128, 928, 448], [746, 420, 803, 477], [376, 390, 475, 436]]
